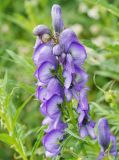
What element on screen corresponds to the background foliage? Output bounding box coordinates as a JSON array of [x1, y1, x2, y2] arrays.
[[0, 0, 119, 159]]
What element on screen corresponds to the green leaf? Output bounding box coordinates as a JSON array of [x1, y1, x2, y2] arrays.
[[5, 87, 19, 110], [4, 14, 32, 33], [6, 49, 34, 73], [30, 126, 45, 160], [97, 0, 119, 17], [85, 0, 119, 17], [65, 129, 87, 143], [0, 133, 15, 146], [13, 94, 33, 127], [95, 70, 119, 81]]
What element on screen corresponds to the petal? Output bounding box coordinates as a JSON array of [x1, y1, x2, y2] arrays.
[[33, 25, 50, 36], [46, 78, 63, 99], [89, 120, 96, 128], [110, 135, 117, 157], [72, 88, 80, 100], [45, 113, 67, 133], [78, 110, 85, 126], [60, 28, 78, 52], [51, 4, 64, 33], [98, 118, 110, 151], [40, 103, 47, 116], [42, 130, 63, 153], [78, 88, 89, 111], [79, 126, 88, 138], [33, 44, 57, 66], [97, 152, 104, 160], [45, 151, 59, 157], [36, 80, 45, 86], [86, 123, 96, 139], [53, 44, 63, 56], [34, 37, 42, 49], [53, 114, 67, 131], [64, 88, 72, 101], [59, 52, 66, 64], [42, 116, 54, 133], [36, 86, 47, 102], [63, 71, 72, 89], [74, 66, 88, 91], [34, 62, 55, 83], [42, 116, 52, 126], [69, 42, 87, 66], [46, 95, 63, 117], [65, 54, 75, 73]]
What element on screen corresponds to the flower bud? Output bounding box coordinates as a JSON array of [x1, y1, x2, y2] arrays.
[[51, 4, 64, 33], [98, 118, 110, 151]]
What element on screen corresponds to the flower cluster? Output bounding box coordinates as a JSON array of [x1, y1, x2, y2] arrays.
[[32, 4, 117, 159], [97, 118, 117, 160], [32, 6, 67, 156], [56, 14, 96, 140]]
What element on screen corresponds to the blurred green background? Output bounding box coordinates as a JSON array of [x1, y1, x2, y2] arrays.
[[0, 0, 119, 159]]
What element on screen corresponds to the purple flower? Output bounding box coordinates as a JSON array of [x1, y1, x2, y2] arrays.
[[42, 113, 67, 133], [34, 62, 56, 83], [33, 44, 57, 66], [46, 78, 64, 99], [59, 28, 78, 52], [98, 118, 110, 151], [59, 27, 94, 139], [42, 129, 64, 157], [97, 118, 117, 159], [33, 23, 66, 157], [44, 95, 63, 118], [78, 110, 96, 139], [51, 4, 64, 33], [110, 135, 117, 157], [33, 39, 66, 157], [64, 67, 88, 101], [53, 44, 63, 56], [69, 42, 87, 66], [73, 66, 88, 91], [33, 25, 51, 36], [36, 86, 47, 102], [78, 88, 89, 111], [63, 54, 74, 89]]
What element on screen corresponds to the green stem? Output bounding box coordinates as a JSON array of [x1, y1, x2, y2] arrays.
[[67, 101, 76, 125]]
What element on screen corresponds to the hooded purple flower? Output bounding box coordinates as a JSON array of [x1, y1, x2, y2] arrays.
[[69, 42, 87, 66], [42, 129, 64, 157], [63, 56, 88, 101], [42, 113, 66, 133], [33, 44, 57, 66], [78, 88, 89, 111], [33, 25, 51, 36], [34, 62, 56, 83], [33, 25, 52, 49], [78, 109, 96, 139], [59, 28, 78, 52], [59, 27, 95, 139], [97, 118, 117, 160]]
